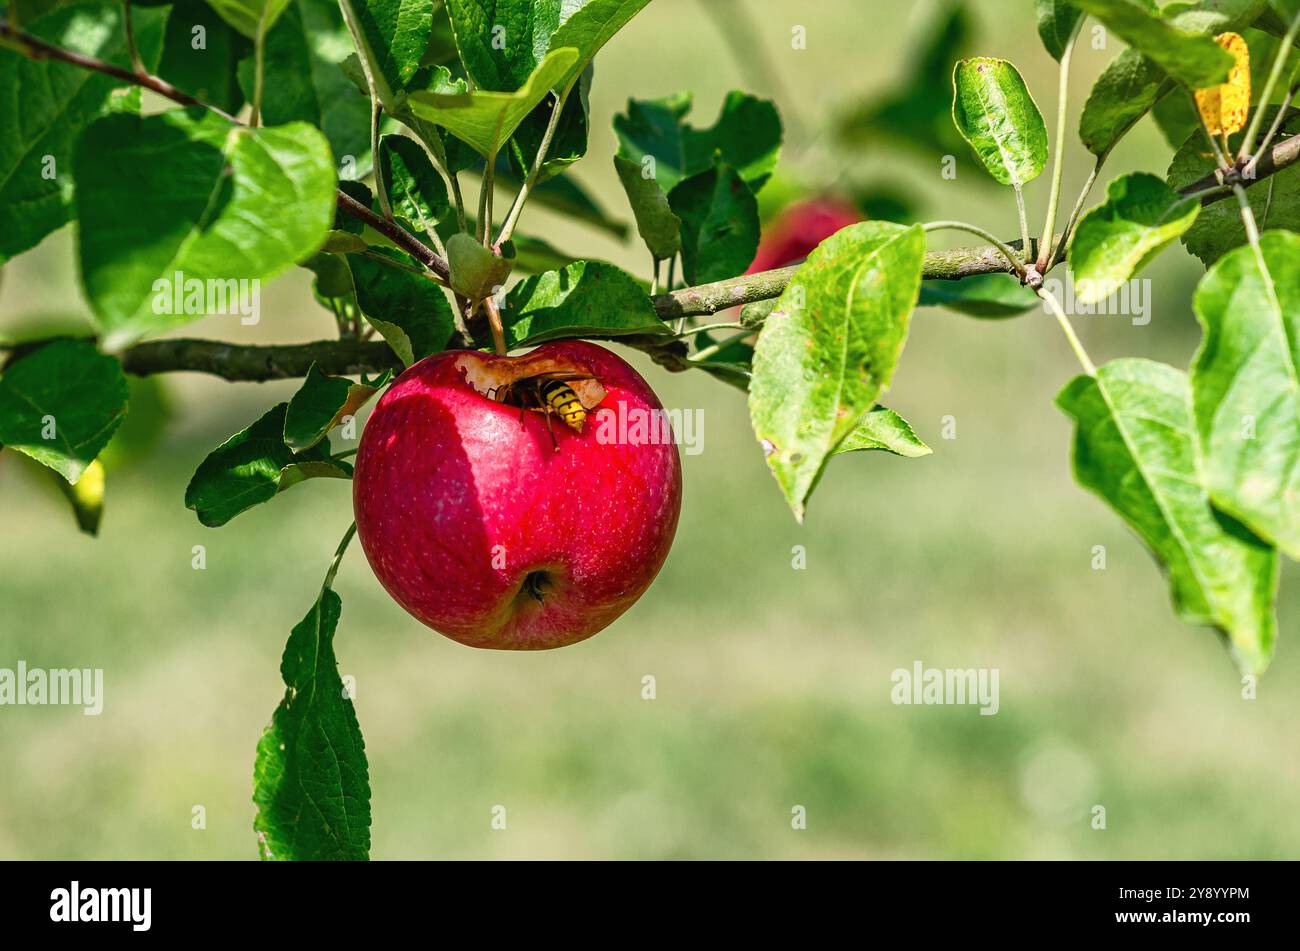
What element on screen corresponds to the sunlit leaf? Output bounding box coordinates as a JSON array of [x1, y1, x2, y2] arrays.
[[0, 4, 167, 263], [1070, 0, 1235, 87], [951, 57, 1048, 187], [254, 585, 370, 860], [749, 221, 926, 521], [204, 0, 292, 40], [75, 111, 336, 349], [235, 0, 370, 168], [1036, 0, 1084, 61], [404, 46, 577, 157], [1191, 229, 1300, 559], [1068, 172, 1200, 303], [0, 339, 128, 484], [503, 260, 667, 349], [1058, 358, 1278, 674], [834, 407, 932, 458]]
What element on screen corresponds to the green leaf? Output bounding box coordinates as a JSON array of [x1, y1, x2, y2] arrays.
[[350, 248, 455, 365], [320, 230, 369, 254], [1037, 0, 1084, 60], [506, 64, 591, 184], [378, 133, 449, 233], [446, 0, 649, 93], [1068, 172, 1201, 303], [951, 58, 1049, 187], [350, 0, 433, 91], [1079, 49, 1176, 156], [235, 0, 371, 170], [1076, 0, 1267, 157], [543, 0, 650, 92], [284, 364, 389, 451], [444, 0, 562, 90], [1191, 230, 1300, 559], [446, 232, 513, 300], [75, 111, 337, 349], [396, 65, 478, 178], [0, 4, 167, 263], [51, 458, 105, 536], [1057, 358, 1278, 674], [185, 403, 351, 527], [205, 0, 292, 39], [917, 274, 1039, 318], [1070, 0, 1235, 88], [1152, 82, 1202, 148], [1166, 108, 1300, 265], [453, 0, 648, 178], [612, 90, 782, 194], [668, 163, 761, 286], [254, 585, 371, 860], [503, 260, 667, 349], [834, 407, 932, 458], [404, 46, 578, 158], [160, 0, 249, 115], [613, 153, 681, 261], [0, 339, 128, 483], [748, 221, 927, 521]]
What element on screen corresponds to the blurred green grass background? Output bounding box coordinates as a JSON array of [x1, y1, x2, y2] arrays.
[[2, 0, 1299, 859]]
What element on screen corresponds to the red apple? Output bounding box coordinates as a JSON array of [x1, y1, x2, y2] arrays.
[[352, 340, 682, 650], [747, 197, 862, 273]]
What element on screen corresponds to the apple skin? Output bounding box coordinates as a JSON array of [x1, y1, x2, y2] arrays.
[[352, 340, 682, 650], [747, 197, 862, 273]]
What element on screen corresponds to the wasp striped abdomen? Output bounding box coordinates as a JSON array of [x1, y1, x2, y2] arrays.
[[540, 379, 587, 432]]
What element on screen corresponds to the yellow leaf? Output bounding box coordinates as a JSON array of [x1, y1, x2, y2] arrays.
[[1195, 32, 1250, 136]]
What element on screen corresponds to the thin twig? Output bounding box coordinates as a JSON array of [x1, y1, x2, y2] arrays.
[[1238, 9, 1300, 164], [122, 0, 146, 76], [495, 84, 573, 249], [924, 221, 1028, 279], [1038, 287, 1096, 377], [1037, 19, 1083, 272]]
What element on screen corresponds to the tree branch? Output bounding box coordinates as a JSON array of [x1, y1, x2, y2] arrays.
[[6, 16, 1300, 379], [336, 191, 449, 280], [0, 18, 450, 281], [119, 338, 403, 381], [653, 129, 1300, 319]]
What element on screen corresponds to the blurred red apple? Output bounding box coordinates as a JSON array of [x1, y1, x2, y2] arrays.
[[353, 340, 681, 650], [747, 197, 862, 273]]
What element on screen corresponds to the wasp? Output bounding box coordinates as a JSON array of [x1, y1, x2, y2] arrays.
[[491, 372, 598, 450]]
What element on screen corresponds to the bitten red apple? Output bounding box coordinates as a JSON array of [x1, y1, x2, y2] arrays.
[[747, 197, 862, 273], [352, 340, 682, 650]]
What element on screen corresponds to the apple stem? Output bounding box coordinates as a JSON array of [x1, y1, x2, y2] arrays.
[[483, 297, 508, 355]]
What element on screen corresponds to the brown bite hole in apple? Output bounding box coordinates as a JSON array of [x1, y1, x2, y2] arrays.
[[454, 351, 608, 411]]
